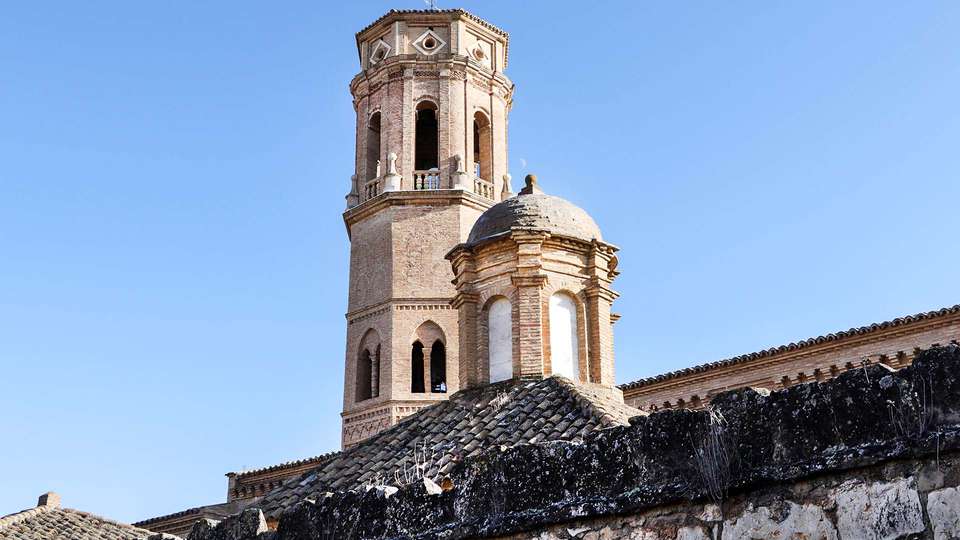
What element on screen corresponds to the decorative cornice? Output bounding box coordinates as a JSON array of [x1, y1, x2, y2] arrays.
[[619, 303, 960, 392], [343, 190, 494, 236]]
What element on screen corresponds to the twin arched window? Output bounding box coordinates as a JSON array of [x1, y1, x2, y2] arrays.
[[411, 321, 447, 394]]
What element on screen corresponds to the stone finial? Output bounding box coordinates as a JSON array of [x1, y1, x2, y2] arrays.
[[501, 173, 513, 198], [376, 159, 382, 178], [387, 152, 398, 175], [519, 174, 543, 195], [455, 154, 465, 174], [37, 492, 60, 508], [384, 152, 402, 192]]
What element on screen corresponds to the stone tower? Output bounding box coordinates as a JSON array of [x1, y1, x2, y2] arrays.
[[341, 9, 514, 448]]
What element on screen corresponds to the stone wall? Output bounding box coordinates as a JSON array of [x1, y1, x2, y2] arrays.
[[189, 346, 960, 540]]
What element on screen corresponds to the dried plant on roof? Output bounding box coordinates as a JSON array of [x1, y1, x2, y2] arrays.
[[393, 440, 439, 487]]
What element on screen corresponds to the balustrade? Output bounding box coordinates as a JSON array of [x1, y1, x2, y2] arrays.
[[362, 178, 381, 202], [474, 178, 495, 200], [413, 170, 441, 190]]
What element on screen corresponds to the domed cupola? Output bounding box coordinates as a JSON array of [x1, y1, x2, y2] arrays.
[[447, 175, 622, 393], [466, 175, 603, 246]]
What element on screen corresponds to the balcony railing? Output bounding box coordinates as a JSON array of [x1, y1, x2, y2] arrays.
[[413, 170, 441, 190], [362, 178, 381, 202], [474, 178, 495, 200]]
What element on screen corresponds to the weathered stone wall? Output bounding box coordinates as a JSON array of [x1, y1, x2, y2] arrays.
[[190, 346, 960, 540]]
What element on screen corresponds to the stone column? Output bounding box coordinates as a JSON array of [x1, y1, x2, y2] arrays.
[[422, 345, 433, 393]]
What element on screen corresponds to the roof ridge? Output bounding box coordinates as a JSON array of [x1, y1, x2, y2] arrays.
[[59, 508, 157, 534], [0, 504, 55, 530], [549, 376, 637, 428], [0, 505, 155, 535], [619, 303, 960, 391], [230, 451, 341, 478]]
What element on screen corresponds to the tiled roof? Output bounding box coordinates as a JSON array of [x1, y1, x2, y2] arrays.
[[619, 304, 960, 391], [132, 501, 240, 532], [229, 451, 339, 479], [356, 9, 508, 39], [0, 505, 161, 540], [251, 376, 641, 518]]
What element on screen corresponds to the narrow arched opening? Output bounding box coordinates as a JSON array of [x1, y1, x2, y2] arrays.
[[430, 340, 446, 393], [415, 101, 439, 171], [549, 292, 580, 382], [365, 112, 381, 181], [356, 348, 373, 401], [487, 297, 513, 383], [472, 111, 492, 181], [411, 341, 425, 393]]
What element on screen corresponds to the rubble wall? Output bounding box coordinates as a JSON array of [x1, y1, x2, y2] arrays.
[[188, 346, 960, 540]]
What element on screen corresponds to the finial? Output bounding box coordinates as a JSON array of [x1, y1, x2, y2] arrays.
[[519, 173, 543, 195], [387, 152, 398, 175], [455, 154, 465, 174], [375, 159, 381, 178], [501, 173, 513, 198]]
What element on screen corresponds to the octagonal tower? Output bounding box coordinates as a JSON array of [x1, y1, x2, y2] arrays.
[[341, 9, 515, 448]]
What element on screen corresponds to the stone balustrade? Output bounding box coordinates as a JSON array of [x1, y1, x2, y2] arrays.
[[413, 170, 441, 190], [361, 178, 381, 202], [473, 178, 495, 200]]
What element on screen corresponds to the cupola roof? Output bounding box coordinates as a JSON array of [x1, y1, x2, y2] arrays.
[[466, 175, 603, 246]]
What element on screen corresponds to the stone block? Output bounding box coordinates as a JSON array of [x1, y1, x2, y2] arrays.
[[721, 501, 836, 540], [831, 478, 924, 540], [928, 486, 960, 540]]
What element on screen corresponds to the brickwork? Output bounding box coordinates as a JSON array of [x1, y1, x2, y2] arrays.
[[341, 9, 514, 448], [449, 221, 620, 389], [623, 310, 960, 412]]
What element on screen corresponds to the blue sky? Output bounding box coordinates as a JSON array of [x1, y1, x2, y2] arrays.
[[1, 0, 958, 524]]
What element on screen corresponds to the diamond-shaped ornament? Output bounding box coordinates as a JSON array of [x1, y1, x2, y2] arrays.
[[369, 39, 391, 65], [412, 29, 446, 56]]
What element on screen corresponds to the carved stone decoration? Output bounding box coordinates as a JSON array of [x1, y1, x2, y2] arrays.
[[369, 39, 391, 66], [412, 29, 447, 56]]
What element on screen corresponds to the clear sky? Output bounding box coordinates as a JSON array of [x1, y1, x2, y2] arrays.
[[1, 0, 958, 524]]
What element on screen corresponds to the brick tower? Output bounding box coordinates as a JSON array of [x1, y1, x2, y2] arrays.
[[341, 9, 514, 448]]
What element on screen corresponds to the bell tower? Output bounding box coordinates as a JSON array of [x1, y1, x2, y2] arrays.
[[341, 9, 514, 447]]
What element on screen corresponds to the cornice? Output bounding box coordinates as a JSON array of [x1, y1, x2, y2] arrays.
[[343, 189, 494, 236], [619, 304, 960, 394]]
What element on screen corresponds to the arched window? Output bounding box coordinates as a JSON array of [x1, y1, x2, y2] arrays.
[[365, 112, 381, 181], [430, 340, 446, 393], [356, 329, 380, 402], [472, 111, 492, 180], [549, 292, 580, 381], [411, 341, 425, 393], [488, 297, 513, 383], [356, 349, 373, 401], [415, 101, 438, 171]]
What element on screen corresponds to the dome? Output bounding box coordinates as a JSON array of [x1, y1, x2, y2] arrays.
[[467, 175, 602, 246]]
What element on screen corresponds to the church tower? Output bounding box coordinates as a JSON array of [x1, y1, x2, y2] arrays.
[[341, 9, 514, 447]]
